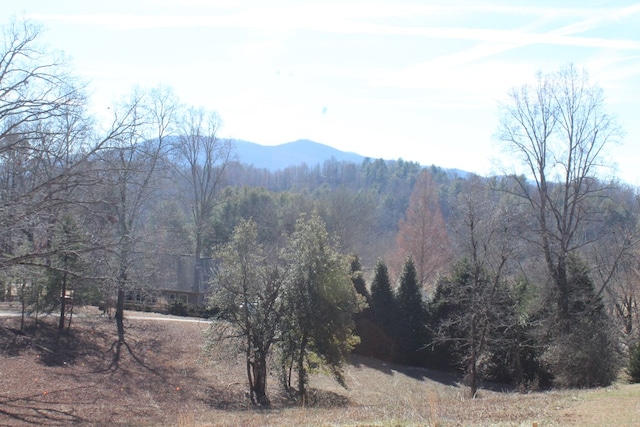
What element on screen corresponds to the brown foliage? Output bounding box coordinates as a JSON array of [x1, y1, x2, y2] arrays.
[[393, 169, 452, 290]]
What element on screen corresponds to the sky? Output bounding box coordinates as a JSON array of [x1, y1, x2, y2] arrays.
[[2, 1, 640, 183]]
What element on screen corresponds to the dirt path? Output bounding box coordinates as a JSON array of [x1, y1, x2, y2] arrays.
[[126, 314, 210, 323], [0, 304, 210, 323]]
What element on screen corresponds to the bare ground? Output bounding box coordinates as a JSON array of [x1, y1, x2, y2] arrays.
[[1, 306, 640, 426]]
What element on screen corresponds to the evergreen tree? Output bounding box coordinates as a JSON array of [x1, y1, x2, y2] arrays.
[[629, 342, 640, 383], [208, 219, 284, 406], [395, 257, 428, 366], [429, 258, 516, 396], [429, 259, 474, 370], [369, 259, 397, 361], [349, 255, 375, 357], [350, 255, 369, 303], [541, 256, 619, 388], [280, 214, 362, 401]]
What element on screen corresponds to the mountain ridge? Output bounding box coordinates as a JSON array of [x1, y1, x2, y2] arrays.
[[232, 139, 365, 171], [232, 138, 469, 177]]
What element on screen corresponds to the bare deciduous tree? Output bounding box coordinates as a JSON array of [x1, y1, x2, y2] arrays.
[[496, 64, 622, 319], [496, 65, 624, 387], [95, 87, 176, 349], [173, 107, 234, 294], [0, 20, 130, 336]]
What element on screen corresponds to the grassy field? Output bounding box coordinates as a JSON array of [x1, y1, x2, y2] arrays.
[[1, 306, 639, 426]]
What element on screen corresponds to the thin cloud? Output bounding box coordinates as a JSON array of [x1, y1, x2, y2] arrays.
[[26, 13, 241, 31], [371, 2, 639, 92], [27, 3, 640, 52]]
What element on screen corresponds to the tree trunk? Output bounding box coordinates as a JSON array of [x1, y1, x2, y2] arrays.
[[116, 222, 129, 344], [284, 355, 294, 392], [20, 282, 26, 332], [67, 303, 74, 332], [469, 314, 478, 398], [253, 355, 270, 407], [115, 287, 126, 343], [58, 257, 68, 332], [246, 339, 255, 405], [556, 257, 569, 320], [34, 290, 39, 330], [297, 332, 309, 402], [193, 234, 202, 293]]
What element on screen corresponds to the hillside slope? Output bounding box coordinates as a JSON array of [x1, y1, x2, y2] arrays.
[[1, 308, 637, 426]]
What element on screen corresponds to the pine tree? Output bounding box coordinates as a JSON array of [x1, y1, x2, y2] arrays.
[[629, 342, 640, 383], [350, 255, 369, 303], [396, 257, 428, 366], [350, 255, 374, 357], [542, 256, 619, 388], [369, 260, 397, 361], [47, 215, 88, 337], [429, 258, 517, 396]]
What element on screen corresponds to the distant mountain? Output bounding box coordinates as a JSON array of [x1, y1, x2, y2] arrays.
[[230, 138, 470, 178], [231, 139, 366, 171]]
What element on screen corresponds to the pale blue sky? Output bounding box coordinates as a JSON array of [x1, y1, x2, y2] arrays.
[[4, 1, 640, 182]]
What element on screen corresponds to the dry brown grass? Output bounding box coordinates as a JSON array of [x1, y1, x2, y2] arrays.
[[1, 306, 639, 426]]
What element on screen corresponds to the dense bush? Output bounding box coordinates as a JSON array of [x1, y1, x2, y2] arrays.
[[542, 258, 620, 388], [167, 300, 189, 316], [167, 300, 219, 318], [543, 318, 618, 388], [629, 342, 640, 383]]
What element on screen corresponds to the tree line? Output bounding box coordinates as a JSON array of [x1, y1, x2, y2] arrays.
[[205, 65, 640, 402], [2, 18, 640, 405]]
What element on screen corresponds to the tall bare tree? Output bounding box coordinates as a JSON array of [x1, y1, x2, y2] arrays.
[[0, 19, 84, 272], [314, 185, 377, 259], [496, 65, 624, 387], [496, 64, 622, 319], [0, 19, 130, 333], [95, 86, 177, 347], [173, 107, 233, 294]]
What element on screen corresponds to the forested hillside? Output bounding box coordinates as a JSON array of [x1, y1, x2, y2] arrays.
[[3, 19, 640, 406]]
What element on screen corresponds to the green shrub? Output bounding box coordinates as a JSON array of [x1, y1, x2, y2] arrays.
[[167, 300, 218, 318], [629, 342, 640, 383], [168, 300, 188, 317], [543, 318, 619, 388]]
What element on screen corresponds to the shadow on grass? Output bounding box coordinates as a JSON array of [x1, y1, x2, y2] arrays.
[[0, 315, 174, 379], [0, 317, 109, 367], [350, 354, 519, 394], [0, 389, 88, 426], [349, 354, 460, 386]]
